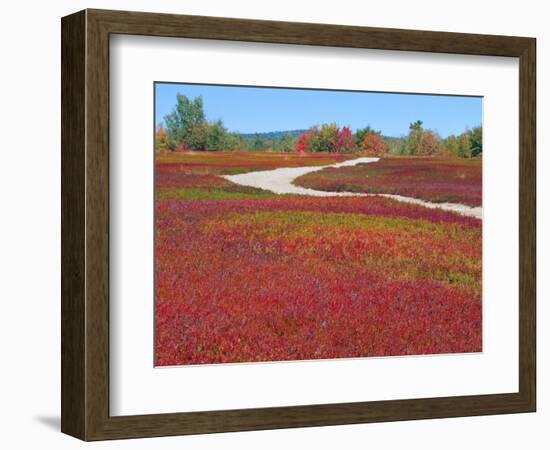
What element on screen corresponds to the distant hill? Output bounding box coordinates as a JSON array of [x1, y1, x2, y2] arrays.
[[238, 129, 404, 153], [239, 129, 308, 140], [240, 129, 402, 141]]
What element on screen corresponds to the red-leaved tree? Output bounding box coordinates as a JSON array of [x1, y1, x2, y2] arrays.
[[334, 126, 355, 153], [295, 131, 312, 153]]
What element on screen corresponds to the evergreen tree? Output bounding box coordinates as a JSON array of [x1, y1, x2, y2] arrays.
[[469, 126, 483, 157]]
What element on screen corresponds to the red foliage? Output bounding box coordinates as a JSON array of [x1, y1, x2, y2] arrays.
[[155, 200, 481, 366], [296, 157, 482, 207], [154, 153, 482, 366], [295, 131, 312, 153], [334, 126, 355, 153]]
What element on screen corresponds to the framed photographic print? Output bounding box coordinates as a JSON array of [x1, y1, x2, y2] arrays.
[[61, 9, 536, 440]]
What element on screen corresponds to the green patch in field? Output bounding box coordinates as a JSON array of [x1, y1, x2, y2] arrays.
[[219, 211, 446, 232], [157, 186, 285, 200], [206, 210, 476, 241], [445, 271, 479, 286], [219, 166, 274, 175]]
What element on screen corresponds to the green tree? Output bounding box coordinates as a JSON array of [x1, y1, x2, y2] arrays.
[[223, 133, 248, 151], [250, 134, 265, 151], [185, 123, 208, 151], [278, 133, 296, 152], [206, 120, 227, 151], [410, 120, 423, 131], [445, 135, 460, 157], [164, 94, 206, 149], [384, 137, 405, 154], [469, 126, 482, 157], [309, 124, 338, 152], [457, 133, 471, 158], [400, 120, 424, 155]]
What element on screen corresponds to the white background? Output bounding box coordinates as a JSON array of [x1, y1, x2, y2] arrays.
[[110, 35, 519, 416], [0, 0, 547, 449]]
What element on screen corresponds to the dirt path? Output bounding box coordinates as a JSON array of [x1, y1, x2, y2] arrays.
[[223, 157, 482, 219]]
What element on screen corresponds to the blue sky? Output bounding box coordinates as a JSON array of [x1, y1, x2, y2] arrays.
[[155, 82, 482, 138]]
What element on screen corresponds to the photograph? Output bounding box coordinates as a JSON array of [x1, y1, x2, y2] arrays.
[[154, 83, 483, 367]]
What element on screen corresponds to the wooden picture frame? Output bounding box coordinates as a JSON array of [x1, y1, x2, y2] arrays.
[[61, 8, 536, 441]]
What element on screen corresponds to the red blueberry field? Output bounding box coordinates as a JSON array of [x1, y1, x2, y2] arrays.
[[155, 152, 482, 366], [294, 156, 482, 207]]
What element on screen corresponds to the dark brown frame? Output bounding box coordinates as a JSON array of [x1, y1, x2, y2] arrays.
[[61, 8, 536, 441]]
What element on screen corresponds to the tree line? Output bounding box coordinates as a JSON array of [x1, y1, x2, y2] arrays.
[[397, 120, 482, 158], [156, 94, 482, 158], [155, 94, 250, 152]]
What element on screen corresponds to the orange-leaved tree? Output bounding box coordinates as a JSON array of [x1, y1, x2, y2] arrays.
[[155, 125, 170, 152], [416, 131, 442, 156], [361, 133, 387, 156]]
